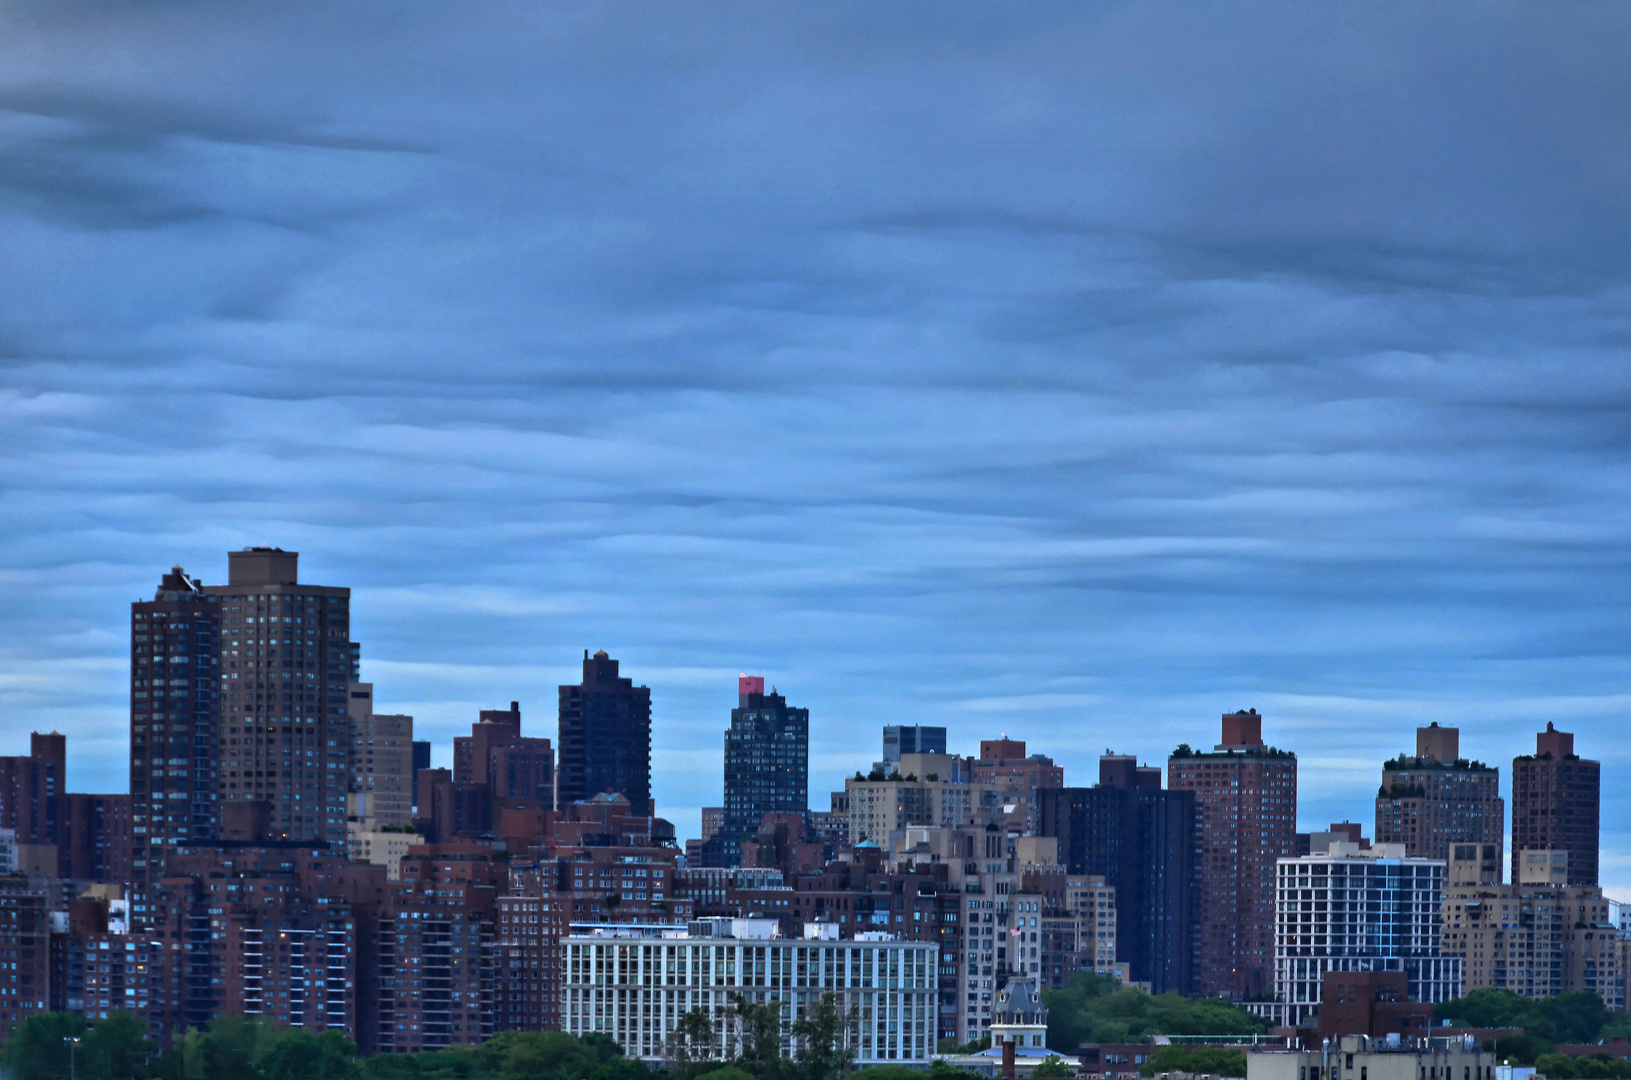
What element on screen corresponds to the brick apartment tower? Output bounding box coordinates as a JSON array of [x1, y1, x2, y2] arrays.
[[1375, 723, 1503, 866], [454, 701, 554, 807], [1511, 723, 1601, 887], [202, 548, 360, 848], [557, 650, 652, 815], [1167, 709, 1298, 999], [129, 566, 223, 930]]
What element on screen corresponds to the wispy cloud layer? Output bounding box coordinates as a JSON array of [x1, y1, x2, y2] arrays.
[[2, 1, 1629, 889]]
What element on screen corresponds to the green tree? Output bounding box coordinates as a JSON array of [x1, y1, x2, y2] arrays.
[[589, 1059, 651, 1080], [176, 1014, 282, 1080], [1042, 973, 1265, 1052], [82, 1011, 157, 1080], [792, 993, 856, 1080], [257, 1028, 360, 1080], [1536, 1055, 1579, 1079], [695, 1069, 755, 1080], [1138, 1046, 1248, 1078], [1491, 1035, 1553, 1065], [496, 1030, 599, 1080], [730, 995, 789, 1080], [1032, 1055, 1076, 1078], [580, 1034, 627, 1068], [0, 1011, 90, 1080], [669, 1007, 721, 1078], [362, 1055, 423, 1080], [1438, 989, 1610, 1046]]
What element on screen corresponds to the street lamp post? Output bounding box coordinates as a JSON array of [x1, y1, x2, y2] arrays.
[[64, 1034, 80, 1080]]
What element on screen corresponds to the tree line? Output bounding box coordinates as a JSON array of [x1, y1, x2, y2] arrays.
[[0, 993, 1000, 1080], [1437, 989, 1631, 1066]]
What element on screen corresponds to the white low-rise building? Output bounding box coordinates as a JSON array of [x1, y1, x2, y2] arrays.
[[564, 918, 937, 1065], [1248, 1034, 1494, 1080]]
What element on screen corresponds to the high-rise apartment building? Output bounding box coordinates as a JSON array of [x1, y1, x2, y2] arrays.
[[129, 566, 223, 930], [557, 651, 652, 815], [1168, 709, 1298, 999], [0, 876, 51, 1030], [1511, 723, 1600, 887], [1039, 755, 1195, 994], [1271, 841, 1459, 1026], [59, 793, 132, 882], [1443, 845, 1620, 1005], [0, 733, 64, 849], [707, 676, 808, 866], [203, 548, 359, 848], [454, 700, 554, 807], [1374, 724, 1503, 867], [346, 683, 414, 826]]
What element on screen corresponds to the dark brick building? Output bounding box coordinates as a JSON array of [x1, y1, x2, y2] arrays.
[[129, 566, 223, 931], [557, 651, 651, 815], [1039, 754, 1195, 994], [706, 675, 808, 866], [1512, 723, 1601, 887]]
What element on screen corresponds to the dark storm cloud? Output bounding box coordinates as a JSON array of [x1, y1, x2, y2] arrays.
[[3, 0, 1631, 883]]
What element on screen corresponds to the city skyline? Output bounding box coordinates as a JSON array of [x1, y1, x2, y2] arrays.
[[5, 545, 1620, 897], [4, 4, 1631, 903]]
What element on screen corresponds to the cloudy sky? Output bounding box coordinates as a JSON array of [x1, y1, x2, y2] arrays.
[[2, 2, 1629, 889]]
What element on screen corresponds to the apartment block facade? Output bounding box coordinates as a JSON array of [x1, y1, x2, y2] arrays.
[[1039, 757, 1195, 994], [712, 676, 809, 866], [563, 920, 937, 1065], [1271, 842, 1459, 1026], [557, 651, 652, 815], [1375, 724, 1503, 865], [205, 547, 358, 848], [1169, 710, 1298, 999], [1511, 724, 1601, 887], [129, 566, 223, 930]]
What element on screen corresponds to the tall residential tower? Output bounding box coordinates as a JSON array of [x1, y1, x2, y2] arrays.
[[203, 548, 359, 848], [707, 675, 809, 865], [1511, 723, 1601, 887], [129, 566, 223, 929], [557, 651, 652, 815], [1039, 754, 1196, 994], [1167, 709, 1298, 999], [1374, 723, 1503, 869]]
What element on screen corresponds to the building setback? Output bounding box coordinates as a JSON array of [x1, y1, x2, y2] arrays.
[[557, 651, 652, 815], [1168, 709, 1298, 1000], [1375, 724, 1503, 867], [708, 676, 808, 866], [1038, 756, 1194, 994], [564, 919, 937, 1065], [1511, 723, 1601, 887], [1271, 842, 1460, 1027]]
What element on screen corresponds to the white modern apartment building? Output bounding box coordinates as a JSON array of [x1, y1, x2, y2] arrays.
[[564, 917, 937, 1065], [1271, 842, 1461, 1026]]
